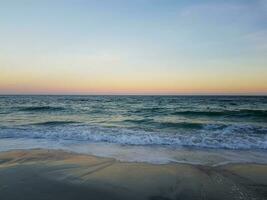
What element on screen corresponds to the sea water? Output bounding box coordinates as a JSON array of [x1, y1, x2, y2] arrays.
[[0, 95, 267, 165]]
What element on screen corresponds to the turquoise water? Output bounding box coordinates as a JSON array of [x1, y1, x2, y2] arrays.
[[0, 95, 266, 150]]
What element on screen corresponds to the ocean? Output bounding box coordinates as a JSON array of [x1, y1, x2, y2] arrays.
[[0, 95, 267, 164]]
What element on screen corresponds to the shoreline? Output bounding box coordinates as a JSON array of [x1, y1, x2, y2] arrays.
[[0, 149, 267, 200], [1, 147, 267, 167], [1, 138, 267, 166]]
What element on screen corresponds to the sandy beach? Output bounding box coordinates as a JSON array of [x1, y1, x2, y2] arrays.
[[0, 149, 266, 200]]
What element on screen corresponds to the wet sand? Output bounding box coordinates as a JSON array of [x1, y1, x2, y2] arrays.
[[0, 149, 267, 200]]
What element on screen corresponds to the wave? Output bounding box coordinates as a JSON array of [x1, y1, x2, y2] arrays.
[[0, 112, 10, 115], [131, 107, 166, 114], [172, 109, 267, 118], [122, 119, 205, 129], [0, 124, 266, 150], [30, 121, 80, 126], [157, 122, 204, 129], [122, 119, 153, 123], [19, 106, 65, 112]]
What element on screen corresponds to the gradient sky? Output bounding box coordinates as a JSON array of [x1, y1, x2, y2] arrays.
[[0, 0, 267, 95]]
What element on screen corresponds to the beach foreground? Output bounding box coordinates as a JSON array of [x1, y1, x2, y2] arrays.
[[0, 149, 267, 200]]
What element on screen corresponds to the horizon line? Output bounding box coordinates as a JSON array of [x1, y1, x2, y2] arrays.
[[0, 93, 267, 96]]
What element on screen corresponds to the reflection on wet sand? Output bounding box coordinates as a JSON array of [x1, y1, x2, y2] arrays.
[[0, 149, 267, 200]]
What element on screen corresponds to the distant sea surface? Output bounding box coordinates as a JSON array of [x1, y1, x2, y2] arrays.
[[0, 95, 267, 164]]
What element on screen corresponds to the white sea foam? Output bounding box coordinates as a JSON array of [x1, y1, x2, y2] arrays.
[[1, 138, 267, 165], [0, 124, 267, 150]]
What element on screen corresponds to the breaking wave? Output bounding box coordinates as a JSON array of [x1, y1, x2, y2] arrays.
[[0, 123, 266, 150]]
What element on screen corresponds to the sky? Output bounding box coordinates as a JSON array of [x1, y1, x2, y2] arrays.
[[0, 0, 267, 95]]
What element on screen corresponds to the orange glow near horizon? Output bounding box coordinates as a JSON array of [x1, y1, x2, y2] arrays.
[[1, 71, 266, 95]]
